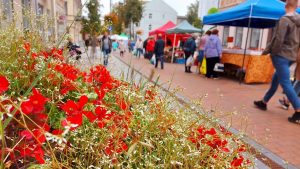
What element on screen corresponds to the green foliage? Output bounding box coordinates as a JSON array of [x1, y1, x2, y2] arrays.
[[208, 7, 219, 15], [186, 0, 202, 29], [112, 4, 126, 34], [81, 0, 102, 36], [123, 0, 143, 27]]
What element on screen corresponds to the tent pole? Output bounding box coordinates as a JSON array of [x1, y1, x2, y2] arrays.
[[171, 34, 177, 63], [240, 19, 252, 84]]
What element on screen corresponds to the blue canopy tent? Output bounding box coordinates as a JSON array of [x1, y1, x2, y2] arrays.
[[203, 0, 287, 83], [203, 0, 286, 28]]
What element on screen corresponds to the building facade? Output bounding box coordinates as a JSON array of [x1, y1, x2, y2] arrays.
[[198, 0, 219, 31], [0, 0, 82, 42], [198, 0, 219, 19], [136, 0, 177, 40]]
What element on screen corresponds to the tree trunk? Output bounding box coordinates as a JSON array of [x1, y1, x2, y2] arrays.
[[91, 35, 97, 58]]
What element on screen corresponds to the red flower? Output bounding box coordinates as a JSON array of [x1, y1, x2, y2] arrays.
[[205, 128, 217, 136], [61, 95, 89, 129], [104, 139, 128, 156], [21, 88, 48, 115], [0, 75, 9, 94], [238, 145, 246, 153], [83, 111, 97, 123], [231, 156, 244, 167], [119, 99, 128, 111], [52, 129, 64, 135], [24, 42, 31, 53], [20, 129, 47, 144]]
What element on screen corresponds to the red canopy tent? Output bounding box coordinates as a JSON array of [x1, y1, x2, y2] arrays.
[[149, 21, 190, 47], [149, 21, 176, 36]]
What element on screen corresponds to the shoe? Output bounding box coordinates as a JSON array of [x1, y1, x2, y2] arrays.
[[288, 112, 300, 124], [278, 99, 290, 110], [254, 100, 267, 111]]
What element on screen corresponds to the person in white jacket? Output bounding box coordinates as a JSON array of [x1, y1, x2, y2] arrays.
[[135, 38, 144, 58]]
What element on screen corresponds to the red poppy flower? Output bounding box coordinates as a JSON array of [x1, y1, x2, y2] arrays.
[[83, 111, 97, 123], [95, 106, 108, 120], [29, 88, 49, 113], [61, 95, 88, 116], [0, 75, 9, 94], [20, 130, 33, 140], [24, 42, 31, 53], [119, 99, 128, 111], [231, 156, 244, 167], [21, 88, 48, 115], [32, 129, 46, 144], [52, 129, 64, 135], [21, 100, 34, 115], [205, 128, 217, 136]]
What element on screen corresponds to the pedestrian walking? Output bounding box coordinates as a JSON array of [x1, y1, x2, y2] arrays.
[[154, 34, 165, 69], [101, 32, 112, 66], [183, 34, 197, 73], [254, 0, 300, 124], [143, 38, 149, 59], [136, 38, 144, 58], [198, 31, 211, 74], [278, 62, 300, 110], [146, 36, 155, 60], [204, 29, 222, 78], [119, 40, 126, 57]]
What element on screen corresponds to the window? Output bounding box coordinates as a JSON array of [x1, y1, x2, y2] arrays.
[[149, 24, 152, 31], [234, 27, 243, 48], [149, 13, 152, 19], [222, 26, 230, 47], [250, 29, 261, 49]]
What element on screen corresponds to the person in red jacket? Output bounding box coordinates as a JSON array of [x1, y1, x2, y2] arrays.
[[146, 36, 155, 60]]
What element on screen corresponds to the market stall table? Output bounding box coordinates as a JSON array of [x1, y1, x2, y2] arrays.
[[221, 49, 274, 84]]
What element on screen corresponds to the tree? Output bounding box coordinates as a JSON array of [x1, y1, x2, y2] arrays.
[[81, 0, 102, 56], [112, 4, 126, 34], [186, 0, 202, 29], [207, 7, 219, 15], [81, 0, 102, 36], [123, 0, 143, 38]]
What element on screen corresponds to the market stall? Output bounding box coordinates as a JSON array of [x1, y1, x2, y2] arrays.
[[203, 0, 288, 84], [149, 21, 190, 49], [166, 20, 203, 63]]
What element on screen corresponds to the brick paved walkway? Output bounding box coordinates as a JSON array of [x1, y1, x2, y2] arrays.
[[114, 51, 300, 168]]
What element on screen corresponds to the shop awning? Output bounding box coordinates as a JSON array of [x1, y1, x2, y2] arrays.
[[166, 20, 203, 34], [149, 21, 176, 36], [203, 0, 286, 28]]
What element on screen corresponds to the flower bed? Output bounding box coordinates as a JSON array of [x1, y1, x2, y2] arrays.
[[0, 27, 253, 168]]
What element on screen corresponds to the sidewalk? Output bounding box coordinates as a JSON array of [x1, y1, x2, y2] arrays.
[[115, 51, 300, 168]]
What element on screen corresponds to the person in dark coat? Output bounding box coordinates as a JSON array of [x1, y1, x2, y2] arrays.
[[154, 34, 165, 69], [143, 38, 149, 59], [183, 34, 197, 73], [101, 32, 112, 66]]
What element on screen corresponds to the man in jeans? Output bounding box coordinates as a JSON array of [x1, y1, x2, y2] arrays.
[[154, 34, 165, 69], [254, 0, 300, 124], [101, 32, 112, 66]]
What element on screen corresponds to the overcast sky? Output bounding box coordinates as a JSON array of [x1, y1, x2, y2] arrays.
[[82, 0, 195, 16]]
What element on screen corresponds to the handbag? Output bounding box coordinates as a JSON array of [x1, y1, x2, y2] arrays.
[[200, 57, 207, 75], [186, 56, 194, 66], [150, 55, 156, 65], [214, 63, 225, 72]]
